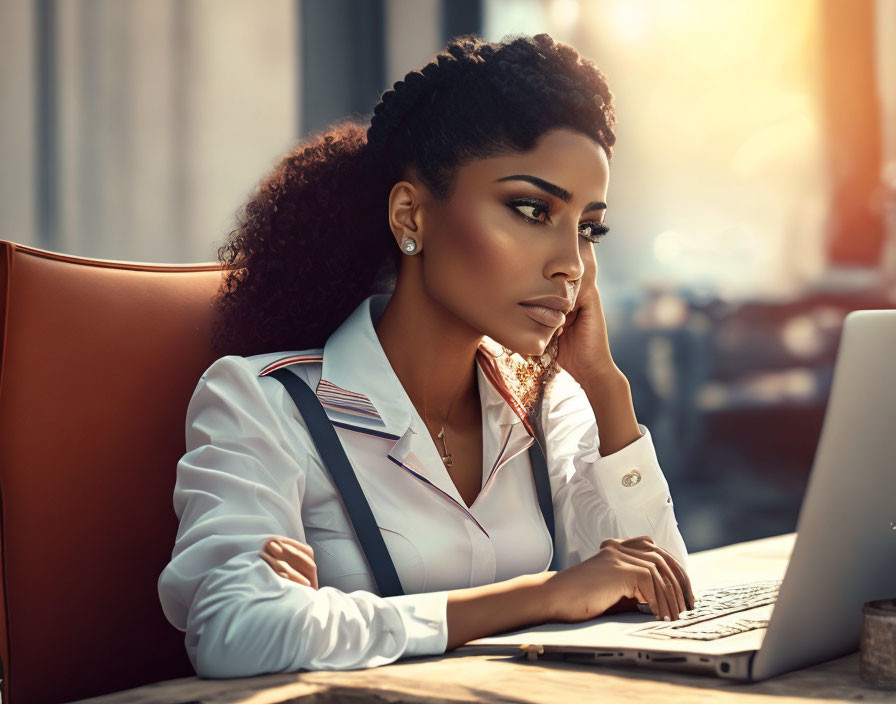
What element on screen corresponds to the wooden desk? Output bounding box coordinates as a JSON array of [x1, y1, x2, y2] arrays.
[[72, 534, 896, 703]]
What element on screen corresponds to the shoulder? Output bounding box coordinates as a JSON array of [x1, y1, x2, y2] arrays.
[[192, 349, 325, 411], [186, 350, 326, 452], [197, 349, 324, 384]]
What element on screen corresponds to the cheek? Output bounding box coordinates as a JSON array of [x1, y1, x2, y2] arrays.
[[428, 202, 518, 293]]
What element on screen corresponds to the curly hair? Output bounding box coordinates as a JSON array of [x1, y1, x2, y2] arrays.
[[212, 31, 616, 427]]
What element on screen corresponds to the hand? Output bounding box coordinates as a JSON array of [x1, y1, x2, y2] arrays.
[[554, 242, 617, 384], [259, 537, 319, 589], [542, 536, 695, 623]]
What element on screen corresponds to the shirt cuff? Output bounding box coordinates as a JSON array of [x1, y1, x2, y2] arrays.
[[576, 424, 670, 509], [389, 590, 449, 657]]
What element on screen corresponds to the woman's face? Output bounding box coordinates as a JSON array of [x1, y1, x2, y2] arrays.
[[406, 127, 610, 357]]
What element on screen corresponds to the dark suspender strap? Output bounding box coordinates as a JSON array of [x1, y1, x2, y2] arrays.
[[527, 439, 559, 571], [267, 368, 405, 597]]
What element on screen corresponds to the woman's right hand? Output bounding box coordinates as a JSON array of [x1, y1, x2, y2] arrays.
[[259, 536, 319, 589], [543, 536, 695, 623]]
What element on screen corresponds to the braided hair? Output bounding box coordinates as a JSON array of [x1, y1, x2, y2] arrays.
[[213, 32, 616, 423]]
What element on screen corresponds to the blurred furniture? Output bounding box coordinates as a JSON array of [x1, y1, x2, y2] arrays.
[[65, 534, 884, 704], [0, 241, 226, 704]]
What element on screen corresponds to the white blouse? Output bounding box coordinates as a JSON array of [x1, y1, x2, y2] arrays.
[[158, 292, 689, 678]]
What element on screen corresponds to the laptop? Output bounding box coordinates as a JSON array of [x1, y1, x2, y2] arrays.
[[466, 309, 896, 681]]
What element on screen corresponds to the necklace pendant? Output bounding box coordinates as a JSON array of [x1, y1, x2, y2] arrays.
[[437, 426, 453, 468]]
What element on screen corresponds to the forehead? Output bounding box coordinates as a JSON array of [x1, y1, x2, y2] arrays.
[[456, 128, 609, 195]]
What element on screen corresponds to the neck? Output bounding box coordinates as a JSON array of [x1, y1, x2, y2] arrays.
[[374, 279, 482, 430]]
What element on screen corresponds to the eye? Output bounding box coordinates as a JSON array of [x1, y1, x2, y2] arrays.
[[508, 198, 611, 244], [509, 199, 551, 224], [579, 222, 611, 244]]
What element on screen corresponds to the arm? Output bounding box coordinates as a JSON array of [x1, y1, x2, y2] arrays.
[[547, 242, 689, 574], [258, 540, 555, 651], [158, 355, 449, 677], [445, 571, 553, 650], [161, 355, 574, 674], [448, 367, 691, 638], [539, 367, 690, 573], [579, 364, 640, 456]]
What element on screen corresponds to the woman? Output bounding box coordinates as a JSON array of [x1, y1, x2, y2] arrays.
[[158, 32, 694, 678]]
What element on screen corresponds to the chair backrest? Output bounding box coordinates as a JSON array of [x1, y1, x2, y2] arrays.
[[0, 241, 227, 704]]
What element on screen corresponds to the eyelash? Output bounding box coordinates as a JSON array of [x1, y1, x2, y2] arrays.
[[507, 198, 610, 243]]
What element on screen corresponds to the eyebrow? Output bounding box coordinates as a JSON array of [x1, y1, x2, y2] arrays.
[[493, 174, 607, 213]]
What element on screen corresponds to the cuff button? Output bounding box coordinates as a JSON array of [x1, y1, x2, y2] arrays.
[[622, 469, 642, 487]]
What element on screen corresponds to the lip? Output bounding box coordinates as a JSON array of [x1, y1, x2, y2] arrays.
[[519, 303, 566, 327], [519, 295, 573, 315]]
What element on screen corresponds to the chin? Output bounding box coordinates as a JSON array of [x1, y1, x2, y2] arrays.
[[482, 304, 559, 357], [489, 328, 555, 359]]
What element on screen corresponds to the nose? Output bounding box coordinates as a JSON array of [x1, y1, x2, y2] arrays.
[[545, 227, 585, 283]]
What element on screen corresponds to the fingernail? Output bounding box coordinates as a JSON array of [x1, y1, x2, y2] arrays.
[[268, 541, 283, 554], [664, 615, 670, 621]]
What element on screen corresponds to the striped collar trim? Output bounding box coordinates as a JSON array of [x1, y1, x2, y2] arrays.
[[258, 353, 384, 425], [256, 347, 534, 436], [258, 353, 323, 377]]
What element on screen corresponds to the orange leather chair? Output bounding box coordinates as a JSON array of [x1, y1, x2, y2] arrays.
[[0, 241, 228, 704]]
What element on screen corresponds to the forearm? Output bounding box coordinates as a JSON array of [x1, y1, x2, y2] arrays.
[[445, 571, 555, 650], [579, 365, 641, 456]]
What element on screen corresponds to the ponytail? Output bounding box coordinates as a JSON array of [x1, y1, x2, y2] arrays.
[[212, 121, 399, 357]]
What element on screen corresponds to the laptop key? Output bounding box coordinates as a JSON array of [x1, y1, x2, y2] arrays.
[[627, 581, 780, 640]]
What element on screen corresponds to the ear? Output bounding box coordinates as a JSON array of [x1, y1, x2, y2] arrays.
[[388, 180, 424, 250]]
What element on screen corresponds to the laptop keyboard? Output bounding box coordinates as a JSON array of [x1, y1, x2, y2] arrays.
[[627, 579, 782, 641]]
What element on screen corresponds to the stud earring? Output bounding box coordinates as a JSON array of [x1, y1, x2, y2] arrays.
[[400, 237, 418, 254]]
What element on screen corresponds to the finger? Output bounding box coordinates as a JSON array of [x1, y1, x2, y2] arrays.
[[650, 562, 674, 621], [623, 537, 695, 610], [264, 542, 318, 586], [275, 537, 315, 557], [621, 553, 673, 621], [259, 548, 281, 574], [633, 583, 661, 620], [654, 550, 694, 610], [280, 540, 318, 569], [259, 550, 312, 586], [663, 552, 695, 610], [259, 550, 294, 581], [627, 537, 694, 609], [625, 544, 687, 617], [631, 571, 658, 617], [634, 563, 668, 621], [278, 560, 313, 587], [264, 538, 314, 571], [616, 543, 686, 618], [264, 540, 317, 572]]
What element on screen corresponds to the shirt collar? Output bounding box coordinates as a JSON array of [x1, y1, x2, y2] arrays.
[[311, 293, 539, 507], [320, 293, 531, 439]]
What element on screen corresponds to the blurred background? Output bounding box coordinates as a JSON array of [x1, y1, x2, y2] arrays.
[[2, 0, 894, 551]]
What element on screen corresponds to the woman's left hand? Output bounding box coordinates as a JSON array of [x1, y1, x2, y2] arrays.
[[259, 536, 319, 589], [554, 242, 618, 384]]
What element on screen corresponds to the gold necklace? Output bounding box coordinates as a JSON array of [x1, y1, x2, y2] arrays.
[[422, 373, 460, 471]]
